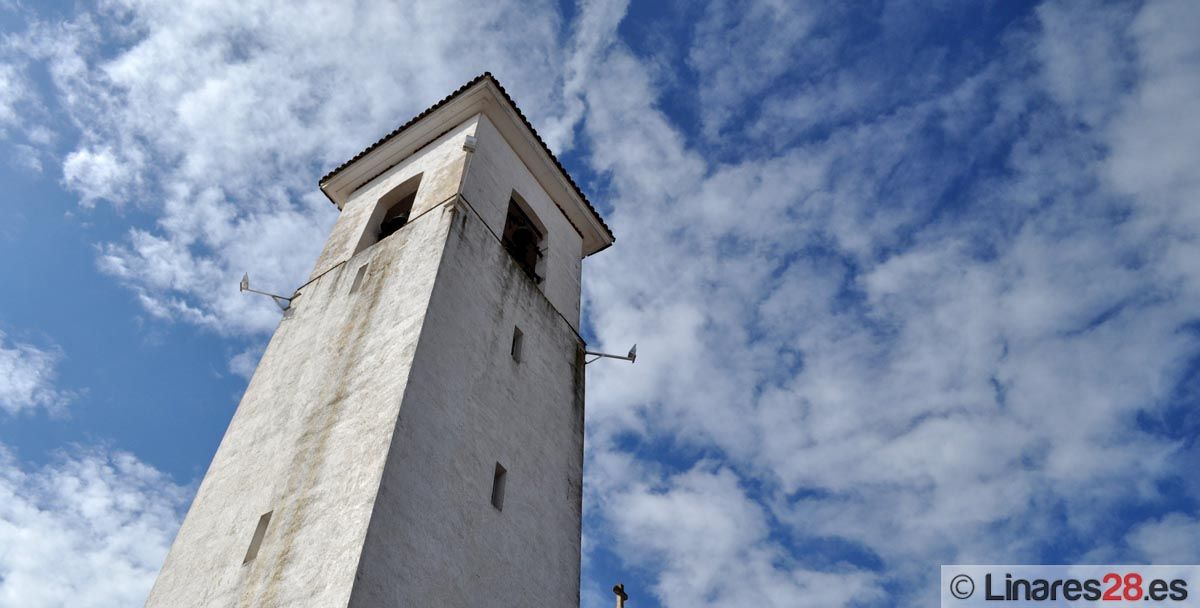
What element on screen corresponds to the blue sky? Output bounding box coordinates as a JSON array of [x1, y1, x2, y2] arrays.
[[1, 0, 1200, 605]]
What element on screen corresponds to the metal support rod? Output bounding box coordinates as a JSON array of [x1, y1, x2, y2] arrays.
[[240, 274, 293, 310], [242, 286, 292, 302], [584, 344, 637, 365]]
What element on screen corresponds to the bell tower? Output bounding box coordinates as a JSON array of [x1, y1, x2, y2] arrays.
[[145, 73, 614, 607]]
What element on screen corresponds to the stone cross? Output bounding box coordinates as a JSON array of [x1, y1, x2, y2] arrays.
[[613, 583, 629, 608]]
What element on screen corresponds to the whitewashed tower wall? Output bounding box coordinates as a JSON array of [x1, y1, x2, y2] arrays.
[[146, 74, 613, 608]]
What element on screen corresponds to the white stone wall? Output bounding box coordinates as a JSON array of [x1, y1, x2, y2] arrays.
[[460, 114, 585, 330], [348, 199, 585, 608], [147, 110, 586, 608], [146, 202, 456, 607], [309, 116, 479, 281]]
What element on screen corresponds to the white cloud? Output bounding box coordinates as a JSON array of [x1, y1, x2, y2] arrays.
[[576, 0, 1200, 604], [0, 444, 190, 608], [1126, 513, 1200, 563], [0, 58, 53, 148], [0, 63, 26, 130], [0, 13, 95, 149], [541, 0, 630, 153], [0, 331, 72, 416], [15, 0, 576, 335], [228, 341, 265, 380], [62, 146, 138, 206], [8, 143, 42, 173], [1104, 0, 1200, 248], [687, 0, 826, 139], [601, 462, 883, 607], [1035, 0, 1137, 127]]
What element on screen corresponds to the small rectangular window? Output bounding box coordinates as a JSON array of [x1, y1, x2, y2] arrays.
[[350, 264, 368, 293], [490, 463, 507, 511], [243, 511, 272, 565], [511, 326, 523, 362]]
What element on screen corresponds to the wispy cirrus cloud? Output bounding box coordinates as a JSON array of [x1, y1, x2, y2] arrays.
[[0, 330, 73, 416]]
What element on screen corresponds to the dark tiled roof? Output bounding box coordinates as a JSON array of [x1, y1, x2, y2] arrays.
[[319, 72, 613, 243]]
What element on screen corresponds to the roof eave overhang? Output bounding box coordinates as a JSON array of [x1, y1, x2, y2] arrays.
[[319, 75, 614, 257]]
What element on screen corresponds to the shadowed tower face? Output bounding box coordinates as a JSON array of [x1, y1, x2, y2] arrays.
[[145, 74, 615, 608]]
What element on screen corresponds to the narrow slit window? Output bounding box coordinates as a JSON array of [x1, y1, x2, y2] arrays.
[[349, 264, 368, 293], [490, 463, 507, 511], [511, 326, 523, 362], [243, 511, 272, 565]]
